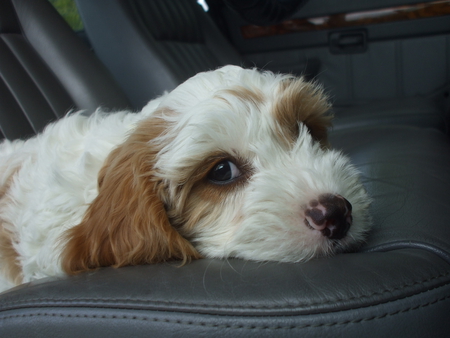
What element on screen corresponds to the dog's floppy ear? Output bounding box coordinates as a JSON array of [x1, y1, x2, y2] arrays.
[[274, 78, 332, 148], [61, 116, 201, 275]]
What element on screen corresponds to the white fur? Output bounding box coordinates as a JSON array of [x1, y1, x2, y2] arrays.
[[0, 66, 371, 292]]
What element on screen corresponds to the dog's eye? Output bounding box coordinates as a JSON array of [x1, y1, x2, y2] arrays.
[[208, 160, 241, 183]]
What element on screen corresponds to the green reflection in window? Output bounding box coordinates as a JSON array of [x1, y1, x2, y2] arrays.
[[48, 0, 84, 32]]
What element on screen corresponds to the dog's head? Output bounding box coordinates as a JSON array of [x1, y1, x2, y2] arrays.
[[61, 66, 371, 274]]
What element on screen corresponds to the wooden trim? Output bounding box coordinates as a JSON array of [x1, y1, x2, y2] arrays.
[[241, 0, 450, 39]]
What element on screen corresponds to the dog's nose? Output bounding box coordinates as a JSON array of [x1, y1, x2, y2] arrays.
[[303, 194, 353, 240]]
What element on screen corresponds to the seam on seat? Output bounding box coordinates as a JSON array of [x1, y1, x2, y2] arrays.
[[0, 291, 449, 330], [0, 74, 34, 139], [362, 241, 450, 265], [1, 35, 69, 120], [1, 270, 448, 313], [0, 36, 40, 135]]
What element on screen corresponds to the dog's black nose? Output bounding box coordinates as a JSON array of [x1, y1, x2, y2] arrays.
[[304, 194, 353, 240]]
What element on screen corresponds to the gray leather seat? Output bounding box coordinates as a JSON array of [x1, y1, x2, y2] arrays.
[[0, 0, 449, 336], [0, 0, 130, 140], [1, 125, 450, 337], [332, 94, 450, 133], [75, 0, 242, 109], [75, 0, 449, 133]]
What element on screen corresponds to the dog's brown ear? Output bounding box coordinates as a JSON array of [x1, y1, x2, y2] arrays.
[[60, 117, 201, 275], [274, 78, 333, 148]]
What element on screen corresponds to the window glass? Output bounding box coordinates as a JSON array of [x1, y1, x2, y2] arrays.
[[48, 0, 84, 32]]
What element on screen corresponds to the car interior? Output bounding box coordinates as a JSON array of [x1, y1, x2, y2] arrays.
[[0, 0, 449, 336]]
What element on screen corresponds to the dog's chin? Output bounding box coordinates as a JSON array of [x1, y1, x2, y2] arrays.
[[178, 194, 371, 264], [238, 229, 367, 263]]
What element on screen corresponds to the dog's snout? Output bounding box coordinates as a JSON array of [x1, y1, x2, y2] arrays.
[[304, 194, 353, 240]]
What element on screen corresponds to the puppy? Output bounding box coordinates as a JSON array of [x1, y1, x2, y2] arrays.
[[0, 66, 371, 292]]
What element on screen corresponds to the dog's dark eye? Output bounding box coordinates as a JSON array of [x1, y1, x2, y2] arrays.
[[208, 160, 241, 183]]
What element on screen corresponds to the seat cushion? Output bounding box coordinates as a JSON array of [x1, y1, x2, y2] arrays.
[[1, 124, 449, 337], [332, 95, 449, 133]]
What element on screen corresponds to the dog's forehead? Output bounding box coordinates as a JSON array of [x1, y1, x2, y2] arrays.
[[163, 67, 286, 112], [173, 68, 329, 132], [155, 68, 331, 169], [166, 84, 284, 149], [168, 71, 296, 122]]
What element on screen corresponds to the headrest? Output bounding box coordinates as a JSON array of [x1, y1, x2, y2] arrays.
[[128, 0, 204, 43]]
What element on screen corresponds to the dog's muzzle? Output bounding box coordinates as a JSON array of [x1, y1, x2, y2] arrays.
[[303, 194, 353, 240]]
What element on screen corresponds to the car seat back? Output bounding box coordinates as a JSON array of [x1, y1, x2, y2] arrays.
[[0, 0, 130, 140]]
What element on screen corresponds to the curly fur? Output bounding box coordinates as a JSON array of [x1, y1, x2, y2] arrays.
[[0, 66, 371, 292]]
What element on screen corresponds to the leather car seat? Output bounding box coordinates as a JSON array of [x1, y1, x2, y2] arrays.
[[75, 0, 242, 109], [75, 0, 449, 133], [0, 0, 130, 140], [0, 0, 449, 336]]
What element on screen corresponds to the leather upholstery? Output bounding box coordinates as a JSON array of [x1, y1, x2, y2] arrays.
[[75, 0, 242, 109], [76, 0, 450, 134], [0, 0, 449, 336], [332, 95, 450, 133], [1, 125, 450, 337], [0, 0, 130, 140]]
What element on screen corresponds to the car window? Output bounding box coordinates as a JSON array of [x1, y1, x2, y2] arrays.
[[48, 0, 84, 32]]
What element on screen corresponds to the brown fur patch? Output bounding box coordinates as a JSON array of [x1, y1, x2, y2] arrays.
[[167, 152, 252, 234], [221, 87, 264, 107], [61, 109, 202, 275], [0, 169, 23, 285], [272, 78, 332, 148]]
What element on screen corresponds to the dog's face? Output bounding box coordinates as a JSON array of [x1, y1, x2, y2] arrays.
[[61, 66, 371, 274]]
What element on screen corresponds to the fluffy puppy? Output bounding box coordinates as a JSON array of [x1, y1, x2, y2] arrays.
[[0, 66, 371, 292]]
